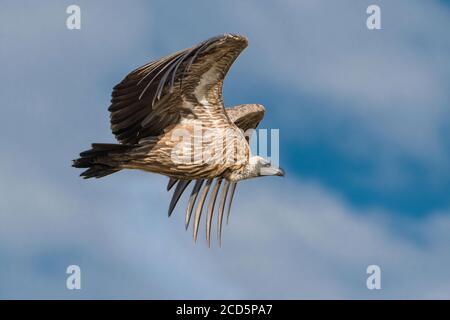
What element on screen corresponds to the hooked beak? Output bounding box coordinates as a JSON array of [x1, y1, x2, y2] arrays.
[[276, 167, 285, 177], [260, 166, 285, 177]]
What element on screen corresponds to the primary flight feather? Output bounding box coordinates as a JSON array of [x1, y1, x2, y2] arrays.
[[73, 34, 284, 246]]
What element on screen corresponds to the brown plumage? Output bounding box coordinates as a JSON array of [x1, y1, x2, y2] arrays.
[[73, 34, 284, 246]]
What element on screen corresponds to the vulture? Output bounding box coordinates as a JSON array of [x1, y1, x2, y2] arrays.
[[73, 34, 284, 246]]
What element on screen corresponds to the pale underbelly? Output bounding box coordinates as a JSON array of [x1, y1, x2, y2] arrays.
[[124, 141, 249, 179]]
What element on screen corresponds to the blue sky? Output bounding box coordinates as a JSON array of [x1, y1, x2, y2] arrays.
[[0, 0, 449, 299]]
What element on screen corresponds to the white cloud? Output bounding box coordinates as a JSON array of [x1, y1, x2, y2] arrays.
[[213, 0, 450, 183], [1, 0, 449, 299], [1, 158, 449, 298]]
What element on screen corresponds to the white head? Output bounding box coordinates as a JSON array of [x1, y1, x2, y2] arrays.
[[226, 155, 285, 182]]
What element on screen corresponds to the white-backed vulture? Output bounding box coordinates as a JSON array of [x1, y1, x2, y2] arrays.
[[73, 34, 284, 246]]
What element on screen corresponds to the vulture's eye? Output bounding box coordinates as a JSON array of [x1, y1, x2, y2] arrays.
[[261, 158, 271, 166]]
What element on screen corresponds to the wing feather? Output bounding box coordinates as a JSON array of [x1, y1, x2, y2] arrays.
[[226, 104, 265, 133], [193, 179, 213, 243], [217, 180, 230, 247], [165, 104, 265, 245], [206, 178, 223, 247], [185, 179, 204, 229], [168, 180, 191, 217], [109, 34, 248, 144], [226, 182, 237, 225], [167, 178, 178, 191]]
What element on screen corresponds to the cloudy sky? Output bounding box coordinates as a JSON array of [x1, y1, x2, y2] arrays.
[[1, 0, 449, 299]]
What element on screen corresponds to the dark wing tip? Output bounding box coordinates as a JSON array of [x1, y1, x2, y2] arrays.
[[254, 103, 265, 114], [167, 178, 178, 191], [168, 180, 191, 217], [221, 33, 248, 45], [204, 33, 248, 53]]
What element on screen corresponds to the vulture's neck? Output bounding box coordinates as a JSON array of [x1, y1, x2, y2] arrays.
[[225, 161, 259, 182]]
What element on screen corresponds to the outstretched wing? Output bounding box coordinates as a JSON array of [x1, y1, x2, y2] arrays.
[[167, 104, 265, 246], [225, 103, 265, 133], [109, 34, 248, 144]]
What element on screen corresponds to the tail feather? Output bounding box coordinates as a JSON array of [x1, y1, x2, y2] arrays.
[[79, 166, 120, 179], [73, 143, 131, 179]]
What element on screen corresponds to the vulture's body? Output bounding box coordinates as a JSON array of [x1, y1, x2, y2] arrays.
[[73, 34, 283, 246]]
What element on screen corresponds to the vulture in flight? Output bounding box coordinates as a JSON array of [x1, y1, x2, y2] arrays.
[[73, 34, 284, 246]]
